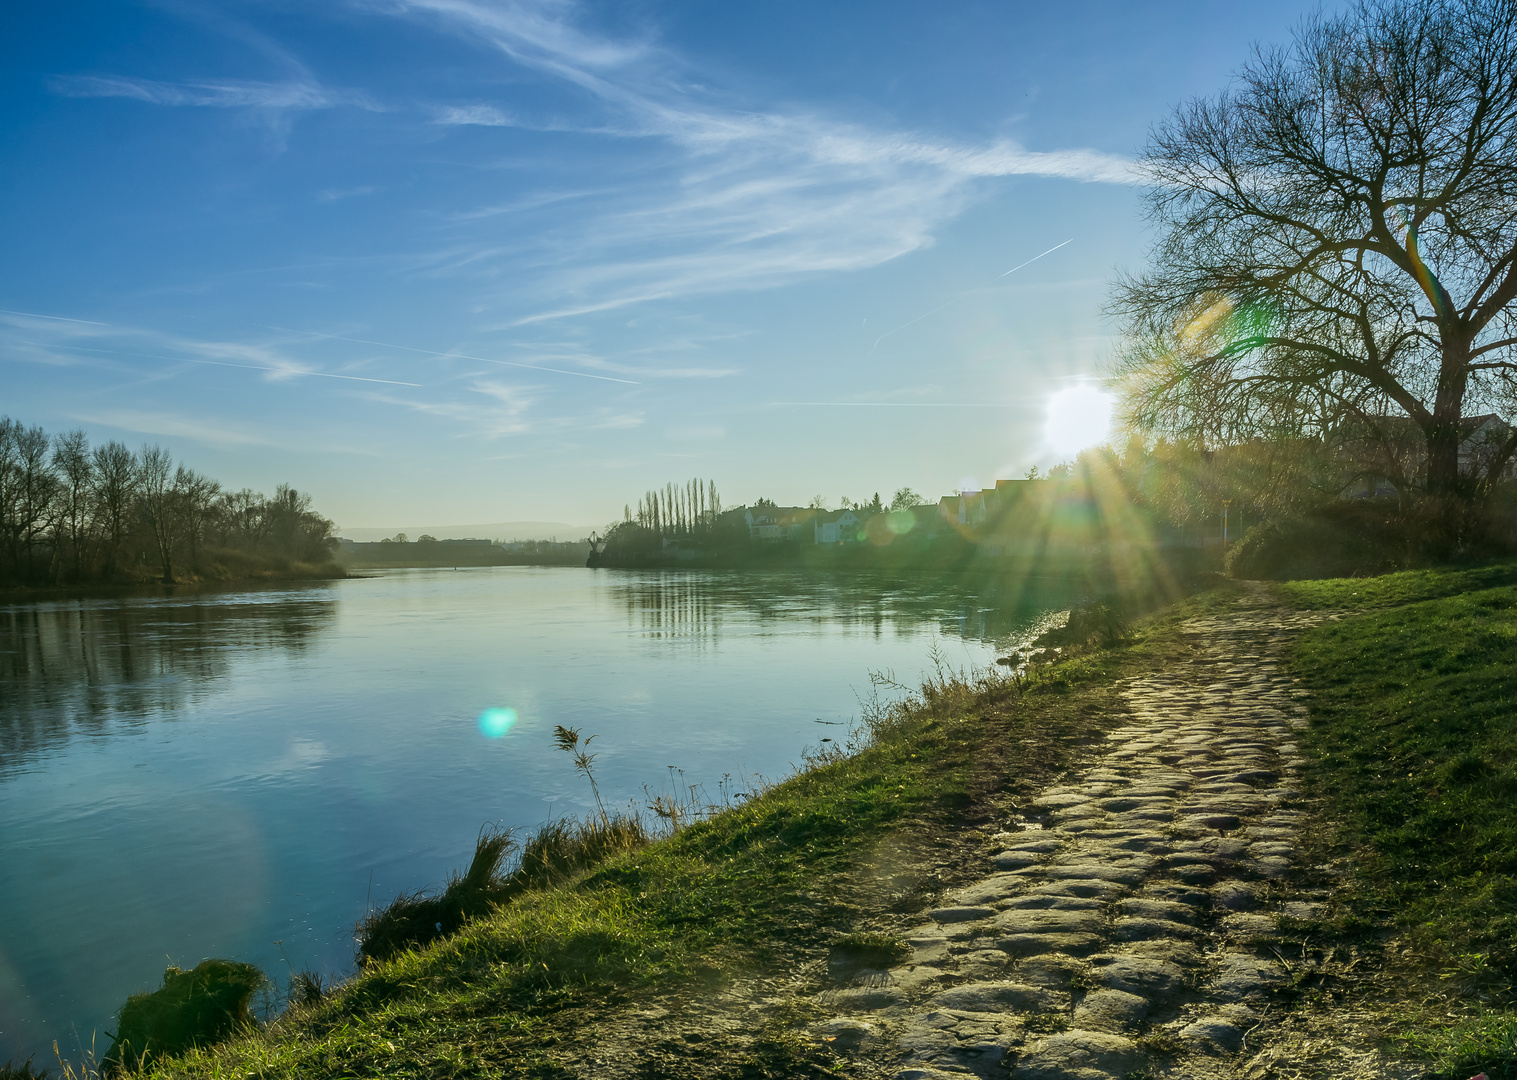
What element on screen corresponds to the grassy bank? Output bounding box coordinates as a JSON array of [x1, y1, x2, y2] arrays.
[[1283, 563, 1517, 1078], [73, 594, 1194, 1080]]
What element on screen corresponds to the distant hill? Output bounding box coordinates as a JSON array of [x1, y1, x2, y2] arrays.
[[337, 521, 597, 543]]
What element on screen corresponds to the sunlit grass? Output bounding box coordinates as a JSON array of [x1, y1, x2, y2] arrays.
[[1282, 561, 1517, 609], [1287, 564, 1517, 1077]]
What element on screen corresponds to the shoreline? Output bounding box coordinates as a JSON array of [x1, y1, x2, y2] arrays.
[[0, 565, 347, 606]]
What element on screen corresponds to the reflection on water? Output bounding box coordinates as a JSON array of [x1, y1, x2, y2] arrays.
[[0, 568, 1076, 1066], [0, 589, 336, 776], [611, 570, 1079, 647]]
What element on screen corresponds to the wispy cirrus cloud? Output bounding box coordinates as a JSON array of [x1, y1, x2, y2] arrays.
[[0, 310, 651, 445], [48, 74, 379, 111], [433, 103, 515, 126], [0, 310, 412, 386], [66, 408, 280, 448], [371, 0, 1135, 322]]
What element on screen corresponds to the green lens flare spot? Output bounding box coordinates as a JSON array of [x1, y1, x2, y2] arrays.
[[478, 707, 518, 738]]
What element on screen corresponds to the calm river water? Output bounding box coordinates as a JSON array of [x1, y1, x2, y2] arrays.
[[0, 567, 1074, 1063]]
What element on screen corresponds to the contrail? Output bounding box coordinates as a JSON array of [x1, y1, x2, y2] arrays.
[[0, 308, 112, 326], [269, 326, 640, 385], [13, 341, 422, 387], [867, 238, 1073, 356], [181, 358, 422, 387]]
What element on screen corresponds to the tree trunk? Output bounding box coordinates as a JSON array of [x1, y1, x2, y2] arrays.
[[1424, 346, 1471, 499]]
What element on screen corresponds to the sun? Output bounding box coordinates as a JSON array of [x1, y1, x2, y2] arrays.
[[1043, 383, 1115, 459]]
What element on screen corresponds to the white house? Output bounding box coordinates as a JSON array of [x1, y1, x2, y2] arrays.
[[813, 509, 862, 544]]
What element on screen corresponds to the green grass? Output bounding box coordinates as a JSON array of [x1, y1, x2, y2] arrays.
[[1286, 563, 1517, 1076], [1280, 560, 1517, 609], [1400, 1010, 1517, 1080]]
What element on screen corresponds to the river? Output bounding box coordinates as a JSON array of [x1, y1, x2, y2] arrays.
[[0, 566, 1075, 1064]]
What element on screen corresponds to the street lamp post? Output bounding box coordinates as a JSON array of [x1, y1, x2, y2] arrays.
[[1221, 499, 1232, 556]]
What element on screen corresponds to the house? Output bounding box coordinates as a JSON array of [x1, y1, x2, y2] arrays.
[[1335, 412, 1517, 496], [1460, 414, 1517, 479], [743, 505, 813, 541], [813, 508, 864, 544]]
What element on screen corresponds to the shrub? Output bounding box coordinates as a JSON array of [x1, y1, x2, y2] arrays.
[[355, 817, 651, 965], [104, 960, 266, 1071], [356, 828, 517, 965], [1225, 500, 1431, 580]]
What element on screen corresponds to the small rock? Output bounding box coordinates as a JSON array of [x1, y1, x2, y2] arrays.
[[831, 985, 903, 1010], [818, 1017, 875, 1049], [954, 874, 1026, 904], [993, 851, 1044, 870], [1035, 793, 1094, 809], [1212, 954, 1284, 1001], [996, 909, 1104, 935], [1073, 988, 1149, 1029], [1112, 916, 1201, 942], [1003, 894, 1104, 912], [929, 906, 996, 924], [1088, 954, 1187, 997], [1181, 813, 1243, 831], [1212, 883, 1256, 910], [1026, 878, 1126, 900], [1040, 863, 1150, 885], [1280, 901, 1325, 920], [1008, 1029, 1141, 1079], [1179, 1006, 1258, 1053], [998, 932, 1102, 957], [1015, 954, 1086, 989], [1219, 913, 1277, 942], [930, 981, 1049, 1012]]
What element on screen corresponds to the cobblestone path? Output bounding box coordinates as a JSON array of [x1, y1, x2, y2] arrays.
[[823, 599, 1369, 1080]]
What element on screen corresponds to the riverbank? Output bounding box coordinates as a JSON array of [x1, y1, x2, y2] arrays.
[[47, 566, 1517, 1079], [0, 560, 345, 604]]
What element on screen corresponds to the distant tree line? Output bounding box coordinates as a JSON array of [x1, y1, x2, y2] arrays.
[[0, 415, 337, 588]]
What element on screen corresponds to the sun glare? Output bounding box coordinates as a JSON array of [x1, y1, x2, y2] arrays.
[[1043, 384, 1115, 459]]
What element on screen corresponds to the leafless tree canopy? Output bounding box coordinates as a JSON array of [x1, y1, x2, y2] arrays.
[[1110, 0, 1517, 498]]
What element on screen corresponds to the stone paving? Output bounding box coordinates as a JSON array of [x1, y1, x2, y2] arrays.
[[824, 599, 1344, 1080]]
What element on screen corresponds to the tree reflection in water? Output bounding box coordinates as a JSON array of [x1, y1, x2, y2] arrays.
[[0, 587, 336, 775], [608, 571, 1079, 651]]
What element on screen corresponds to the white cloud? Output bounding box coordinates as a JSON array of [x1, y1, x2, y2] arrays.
[[433, 104, 515, 125], [378, 0, 1135, 321], [68, 409, 278, 448], [49, 74, 378, 111]]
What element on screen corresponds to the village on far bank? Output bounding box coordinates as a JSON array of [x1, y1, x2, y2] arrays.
[[335, 462, 1226, 578], [337, 409, 1517, 581]]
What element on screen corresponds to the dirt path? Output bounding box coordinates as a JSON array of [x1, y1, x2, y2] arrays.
[[824, 589, 1420, 1080]]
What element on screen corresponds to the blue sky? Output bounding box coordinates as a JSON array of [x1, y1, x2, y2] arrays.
[[0, 1, 1335, 532]]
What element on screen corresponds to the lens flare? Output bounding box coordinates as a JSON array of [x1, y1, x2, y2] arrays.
[[477, 707, 518, 738]]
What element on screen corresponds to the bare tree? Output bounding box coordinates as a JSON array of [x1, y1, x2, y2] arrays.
[[10, 422, 57, 582], [136, 444, 179, 583], [92, 440, 138, 579], [1111, 0, 1517, 520], [891, 487, 921, 511], [52, 429, 95, 581], [175, 466, 221, 571]]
